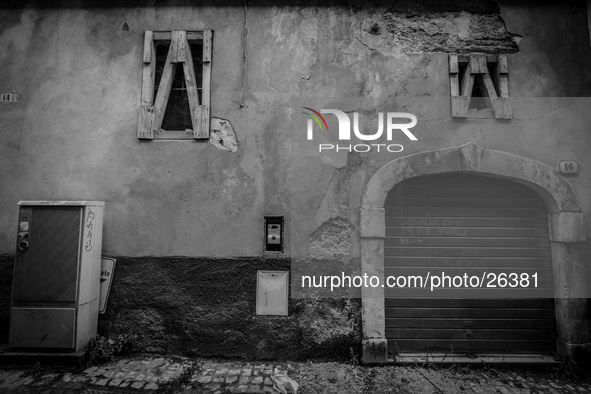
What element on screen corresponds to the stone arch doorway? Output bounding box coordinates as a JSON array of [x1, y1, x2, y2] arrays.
[[360, 143, 589, 363]]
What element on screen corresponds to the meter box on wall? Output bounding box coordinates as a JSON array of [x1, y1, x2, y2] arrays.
[[264, 216, 284, 253], [256, 271, 289, 316], [10, 201, 105, 351]]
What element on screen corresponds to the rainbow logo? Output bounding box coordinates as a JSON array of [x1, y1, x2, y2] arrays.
[[302, 107, 328, 131]]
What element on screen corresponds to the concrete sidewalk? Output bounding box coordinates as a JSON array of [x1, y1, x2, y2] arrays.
[[0, 355, 590, 393]]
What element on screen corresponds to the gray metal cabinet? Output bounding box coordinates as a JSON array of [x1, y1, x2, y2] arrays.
[[9, 201, 104, 351]]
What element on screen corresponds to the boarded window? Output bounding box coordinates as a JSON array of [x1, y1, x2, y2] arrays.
[[138, 30, 212, 140], [449, 53, 511, 119]]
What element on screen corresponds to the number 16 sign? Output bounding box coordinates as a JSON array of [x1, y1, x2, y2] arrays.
[[559, 160, 579, 174]]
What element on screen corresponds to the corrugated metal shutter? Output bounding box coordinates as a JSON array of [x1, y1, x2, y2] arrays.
[[384, 174, 556, 354]]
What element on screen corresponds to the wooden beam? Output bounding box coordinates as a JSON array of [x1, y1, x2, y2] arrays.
[[479, 72, 498, 99], [170, 30, 187, 63], [492, 68, 509, 98], [450, 73, 460, 97], [497, 54, 508, 74], [488, 55, 508, 99], [449, 54, 459, 73], [143, 31, 153, 63], [193, 106, 202, 138], [196, 29, 212, 139], [141, 32, 155, 106], [458, 54, 498, 63], [192, 105, 210, 139], [451, 96, 468, 118], [201, 105, 210, 139], [137, 106, 155, 139], [183, 35, 200, 135], [202, 29, 212, 63], [153, 31, 203, 41], [493, 97, 512, 119], [153, 44, 176, 129], [492, 54, 509, 100], [154, 129, 195, 140], [469, 53, 487, 74], [449, 54, 459, 97], [461, 66, 475, 108]]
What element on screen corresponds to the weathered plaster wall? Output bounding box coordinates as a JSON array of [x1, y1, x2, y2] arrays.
[[0, 0, 590, 359], [0, 2, 590, 257]]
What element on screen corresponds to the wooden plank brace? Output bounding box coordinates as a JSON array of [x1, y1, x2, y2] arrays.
[[137, 106, 155, 139], [170, 30, 187, 63]]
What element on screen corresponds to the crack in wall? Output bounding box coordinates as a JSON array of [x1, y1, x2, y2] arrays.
[[355, 36, 373, 52]]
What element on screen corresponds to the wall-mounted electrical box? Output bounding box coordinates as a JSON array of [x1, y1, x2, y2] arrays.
[[264, 216, 284, 253], [9, 201, 104, 351], [256, 271, 288, 316]]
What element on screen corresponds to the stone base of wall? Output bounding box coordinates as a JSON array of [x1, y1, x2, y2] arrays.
[[557, 339, 591, 372], [0, 255, 361, 361], [0, 255, 13, 343]]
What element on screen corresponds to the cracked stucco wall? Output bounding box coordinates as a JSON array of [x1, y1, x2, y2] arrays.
[[0, 2, 590, 257]]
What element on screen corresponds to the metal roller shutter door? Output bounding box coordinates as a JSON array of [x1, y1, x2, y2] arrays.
[[384, 174, 556, 354]]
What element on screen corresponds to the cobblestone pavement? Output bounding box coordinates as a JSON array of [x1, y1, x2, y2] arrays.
[[0, 355, 590, 393], [0, 355, 196, 393], [193, 361, 285, 393]]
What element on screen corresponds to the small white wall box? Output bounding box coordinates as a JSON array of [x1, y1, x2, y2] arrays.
[[256, 271, 289, 316], [9, 201, 104, 351]]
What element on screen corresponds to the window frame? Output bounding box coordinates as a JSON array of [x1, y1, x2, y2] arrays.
[[449, 53, 512, 119], [138, 30, 212, 140]]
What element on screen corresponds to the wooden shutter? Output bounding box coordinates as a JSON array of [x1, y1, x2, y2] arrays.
[[450, 54, 512, 119], [384, 174, 556, 354], [195, 29, 212, 139], [138, 31, 155, 139], [138, 30, 212, 140]]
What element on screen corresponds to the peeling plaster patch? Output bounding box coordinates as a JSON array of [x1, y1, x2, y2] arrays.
[[210, 117, 238, 152], [383, 0, 500, 14], [309, 217, 354, 258], [383, 11, 518, 53]]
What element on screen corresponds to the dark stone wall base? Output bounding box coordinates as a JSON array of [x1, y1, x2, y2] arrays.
[[0, 255, 361, 361]]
